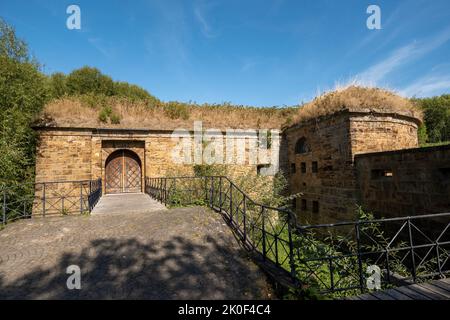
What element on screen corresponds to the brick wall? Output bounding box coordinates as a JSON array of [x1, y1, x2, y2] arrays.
[[35, 129, 93, 183], [284, 111, 421, 224], [355, 144, 450, 219], [34, 127, 275, 195]]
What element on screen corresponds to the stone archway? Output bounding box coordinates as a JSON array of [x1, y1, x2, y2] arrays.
[[105, 149, 142, 194]]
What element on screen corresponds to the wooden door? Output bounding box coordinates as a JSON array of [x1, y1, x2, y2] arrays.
[[105, 150, 141, 194]]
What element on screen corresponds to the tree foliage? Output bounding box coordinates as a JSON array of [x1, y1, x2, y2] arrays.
[[413, 95, 450, 144], [0, 19, 48, 187], [46, 66, 159, 104]]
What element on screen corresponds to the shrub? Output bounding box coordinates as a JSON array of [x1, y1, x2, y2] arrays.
[[98, 106, 112, 123], [0, 19, 48, 188], [164, 101, 190, 120], [109, 112, 121, 124], [66, 66, 114, 96]]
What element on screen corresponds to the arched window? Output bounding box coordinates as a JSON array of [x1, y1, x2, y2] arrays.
[[295, 137, 309, 154]]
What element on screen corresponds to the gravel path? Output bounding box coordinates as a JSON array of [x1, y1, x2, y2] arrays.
[[0, 206, 272, 299]]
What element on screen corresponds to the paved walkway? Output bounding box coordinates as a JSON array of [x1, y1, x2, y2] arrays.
[[91, 193, 167, 215], [0, 205, 272, 299], [349, 278, 450, 300]]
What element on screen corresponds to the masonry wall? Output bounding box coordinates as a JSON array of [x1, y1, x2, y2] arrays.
[[34, 128, 276, 198], [355, 144, 450, 220], [284, 111, 421, 225], [350, 113, 419, 156], [285, 113, 357, 224], [35, 129, 93, 183]]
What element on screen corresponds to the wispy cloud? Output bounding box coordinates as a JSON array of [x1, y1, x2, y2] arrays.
[[241, 59, 258, 72], [355, 26, 450, 86], [194, 3, 218, 38], [88, 37, 114, 59], [355, 42, 417, 85], [400, 67, 450, 97]]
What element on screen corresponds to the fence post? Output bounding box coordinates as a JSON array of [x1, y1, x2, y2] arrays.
[[42, 183, 46, 218], [355, 222, 364, 293], [408, 218, 417, 282], [261, 206, 266, 261], [287, 216, 296, 280], [210, 177, 213, 208], [80, 182, 83, 214], [164, 178, 167, 205], [243, 196, 246, 242], [229, 180, 233, 222], [219, 177, 222, 212]]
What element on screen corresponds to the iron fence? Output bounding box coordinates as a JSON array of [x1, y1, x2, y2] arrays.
[[145, 176, 450, 297], [1, 178, 102, 225]]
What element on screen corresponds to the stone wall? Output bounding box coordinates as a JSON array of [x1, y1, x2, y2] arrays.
[[284, 113, 358, 224], [35, 129, 93, 183], [355, 144, 450, 220], [34, 127, 276, 196], [284, 111, 421, 224], [350, 113, 419, 156], [34, 110, 427, 219]]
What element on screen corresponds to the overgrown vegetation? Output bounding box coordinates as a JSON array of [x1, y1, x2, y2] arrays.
[[412, 95, 450, 146], [158, 172, 443, 299], [0, 19, 47, 195]]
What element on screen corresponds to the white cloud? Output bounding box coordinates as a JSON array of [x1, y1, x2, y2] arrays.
[[400, 74, 450, 97], [194, 5, 217, 38], [88, 38, 114, 59], [356, 43, 417, 85], [355, 26, 450, 86]]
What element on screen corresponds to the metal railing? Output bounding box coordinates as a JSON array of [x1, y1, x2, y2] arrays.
[[146, 176, 298, 286], [1, 178, 102, 225], [294, 213, 450, 296], [145, 176, 450, 297]]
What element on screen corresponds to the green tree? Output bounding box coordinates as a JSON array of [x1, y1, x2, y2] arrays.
[[413, 95, 450, 144], [0, 19, 47, 188], [48, 72, 67, 99], [0, 18, 29, 63], [113, 81, 159, 103], [66, 66, 114, 96]]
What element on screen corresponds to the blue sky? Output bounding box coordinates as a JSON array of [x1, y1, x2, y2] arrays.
[[1, 0, 450, 106]]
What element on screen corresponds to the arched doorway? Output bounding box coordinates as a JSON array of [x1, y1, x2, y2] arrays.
[[105, 149, 142, 194]]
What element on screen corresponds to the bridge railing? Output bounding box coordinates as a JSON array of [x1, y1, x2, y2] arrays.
[[1, 178, 102, 225], [145, 176, 298, 287], [146, 175, 450, 297], [294, 212, 450, 296]]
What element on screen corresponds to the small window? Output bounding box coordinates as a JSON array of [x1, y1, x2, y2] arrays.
[[371, 169, 394, 179], [312, 201, 319, 213], [292, 198, 297, 210], [257, 164, 271, 176], [291, 163, 296, 174], [301, 162, 306, 173], [312, 161, 318, 173], [439, 168, 450, 179], [301, 199, 307, 211], [295, 137, 309, 154]]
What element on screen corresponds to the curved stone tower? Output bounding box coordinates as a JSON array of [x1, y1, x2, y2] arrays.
[[283, 87, 422, 224]]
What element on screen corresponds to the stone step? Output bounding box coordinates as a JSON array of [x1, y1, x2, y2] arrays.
[[91, 193, 167, 215]]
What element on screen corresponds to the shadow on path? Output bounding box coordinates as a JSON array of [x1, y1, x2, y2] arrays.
[[0, 234, 270, 299]]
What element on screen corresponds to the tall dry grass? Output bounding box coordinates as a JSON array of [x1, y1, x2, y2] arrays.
[[42, 96, 296, 130], [40, 86, 422, 130], [291, 86, 422, 125]]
